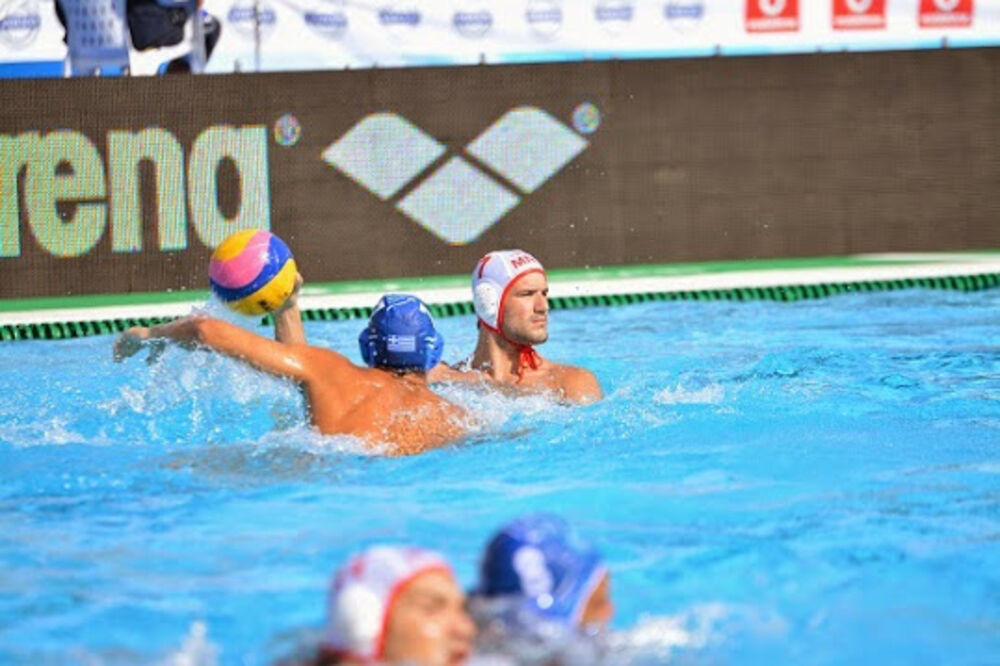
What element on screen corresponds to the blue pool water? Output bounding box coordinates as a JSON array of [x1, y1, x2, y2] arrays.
[[1, 288, 998, 665]]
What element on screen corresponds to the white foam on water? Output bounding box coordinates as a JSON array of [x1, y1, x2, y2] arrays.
[[158, 621, 219, 666], [436, 381, 572, 435], [653, 383, 725, 405], [0, 416, 108, 448], [607, 602, 789, 663], [252, 424, 383, 457]]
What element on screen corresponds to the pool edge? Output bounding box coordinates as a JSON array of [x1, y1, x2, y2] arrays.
[[2, 252, 1000, 341]]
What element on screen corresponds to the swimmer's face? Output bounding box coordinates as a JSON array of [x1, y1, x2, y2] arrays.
[[382, 569, 476, 666], [580, 572, 614, 628], [501, 272, 549, 346]]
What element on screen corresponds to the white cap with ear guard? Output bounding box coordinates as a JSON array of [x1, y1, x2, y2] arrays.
[[472, 250, 546, 333], [322, 546, 451, 662]]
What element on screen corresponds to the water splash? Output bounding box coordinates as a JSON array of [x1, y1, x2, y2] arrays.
[[653, 383, 725, 405], [158, 622, 218, 666]]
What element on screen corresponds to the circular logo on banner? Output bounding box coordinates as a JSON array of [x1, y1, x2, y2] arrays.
[[227, 0, 278, 41], [273, 114, 302, 147], [525, 0, 562, 38], [304, 0, 348, 39], [378, 2, 421, 36], [452, 0, 492, 38], [934, 0, 961, 11], [572, 102, 601, 134], [594, 0, 634, 34], [845, 0, 873, 12], [758, 0, 786, 17], [0, 0, 41, 49], [664, 1, 704, 32]]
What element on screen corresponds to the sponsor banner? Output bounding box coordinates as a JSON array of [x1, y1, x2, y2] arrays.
[[0, 0, 68, 64], [746, 0, 800, 33], [834, 0, 887, 30], [919, 0, 974, 28], [4, 0, 1000, 74], [1, 49, 999, 299]]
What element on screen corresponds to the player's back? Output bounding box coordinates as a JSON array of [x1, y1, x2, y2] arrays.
[[301, 353, 467, 456]]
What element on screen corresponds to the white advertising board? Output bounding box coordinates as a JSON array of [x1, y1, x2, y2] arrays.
[[1, 0, 999, 75]]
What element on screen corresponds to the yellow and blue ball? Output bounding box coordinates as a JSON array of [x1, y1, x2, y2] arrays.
[[209, 229, 297, 316]]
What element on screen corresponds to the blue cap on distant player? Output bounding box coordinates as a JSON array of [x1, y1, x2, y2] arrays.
[[358, 294, 444, 372], [475, 514, 607, 625]]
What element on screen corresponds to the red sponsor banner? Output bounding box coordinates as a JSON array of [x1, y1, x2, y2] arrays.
[[833, 0, 887, 30], [746, 0, 800, 33], [919, 0, 973, 28]]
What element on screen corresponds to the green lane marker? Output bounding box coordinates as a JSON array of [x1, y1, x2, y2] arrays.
[[2, 272, 999, 341]]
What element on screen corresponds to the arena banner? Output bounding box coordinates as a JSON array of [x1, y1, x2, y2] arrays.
[[1, 47, 999, 299], [3, 0, 1000, 75]]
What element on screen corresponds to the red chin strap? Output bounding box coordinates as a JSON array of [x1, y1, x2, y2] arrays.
[[516, 345, 541, 383], [479, 319, 541, 383]]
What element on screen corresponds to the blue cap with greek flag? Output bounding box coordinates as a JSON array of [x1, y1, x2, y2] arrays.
[[358, 294, 444, 371]]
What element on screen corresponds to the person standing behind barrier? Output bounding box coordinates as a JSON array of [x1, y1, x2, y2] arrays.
[[467, 514, 614, 665], [314, 546, 476, 666], [54, 0, 221, 74], [428, 250, 603, 404]]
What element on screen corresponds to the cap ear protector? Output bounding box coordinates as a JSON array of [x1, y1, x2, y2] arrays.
[[472, 250, 546, 333], [358, 326, 377, 367], [357, 323, 445, 371], [473, 279, 503, 331], [425, 329, 444, 369]]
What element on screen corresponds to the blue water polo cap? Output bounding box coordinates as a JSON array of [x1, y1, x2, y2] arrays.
[[477, 514, 606, 625], [358, 294, 444, 372]]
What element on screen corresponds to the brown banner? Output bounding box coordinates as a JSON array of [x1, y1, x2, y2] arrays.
[[1, 48, 998, 300]]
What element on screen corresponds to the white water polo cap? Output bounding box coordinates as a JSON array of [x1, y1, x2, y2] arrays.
[[472, 250, 547, 333], [322, 546, 452, 662]]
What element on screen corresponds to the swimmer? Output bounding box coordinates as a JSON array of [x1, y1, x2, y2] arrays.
[[428, 250, 602, 404], [468, 514, 614, 665], [113, 293, 467, 456], [315, 546, 476, 666]]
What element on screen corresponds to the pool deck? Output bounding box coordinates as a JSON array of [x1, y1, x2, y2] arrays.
[[2, 251, 1000, 329]]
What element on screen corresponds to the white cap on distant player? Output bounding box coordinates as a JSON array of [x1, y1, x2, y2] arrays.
[[472, 250, 546, 333], [322, 546, 452, 662]]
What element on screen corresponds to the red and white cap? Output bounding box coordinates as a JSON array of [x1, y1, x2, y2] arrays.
[[472, 250, 546, 333], [322, 546, 452, 663]]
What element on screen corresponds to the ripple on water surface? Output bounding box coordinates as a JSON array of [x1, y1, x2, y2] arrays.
[[0, 289, 998, 664]]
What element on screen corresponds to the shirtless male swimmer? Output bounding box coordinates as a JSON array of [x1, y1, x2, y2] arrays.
[[113, 293, 467, 456], [429, 250, 602, 404]]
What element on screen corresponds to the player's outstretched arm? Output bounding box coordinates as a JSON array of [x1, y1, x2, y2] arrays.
[[114, 315, 319, 383]]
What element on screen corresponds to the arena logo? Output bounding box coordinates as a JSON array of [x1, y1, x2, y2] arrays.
[[663, 1, 705, 33], [304, 0, 348, 40], [745, 0, 799, 33], [227, 0, 278, 40], [833, 0, 886, 30], [0, 0, 42, 49], [0, 126, 270, 259], [321, 107, 590, 244], [918, 0, 973, 28], [525, 0, 563, 38], [594, 0, 634, 34], [452, 1, 493, 39]]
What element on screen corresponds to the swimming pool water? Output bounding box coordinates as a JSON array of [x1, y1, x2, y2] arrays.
[[1, 289, 998, 665]]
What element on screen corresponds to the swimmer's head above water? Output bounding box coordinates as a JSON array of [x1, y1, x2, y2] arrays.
[[359, 294, 444, 373], [471, 514, 614, 634], [473, 250, 548, 347], [318, 546, 475, 666]]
